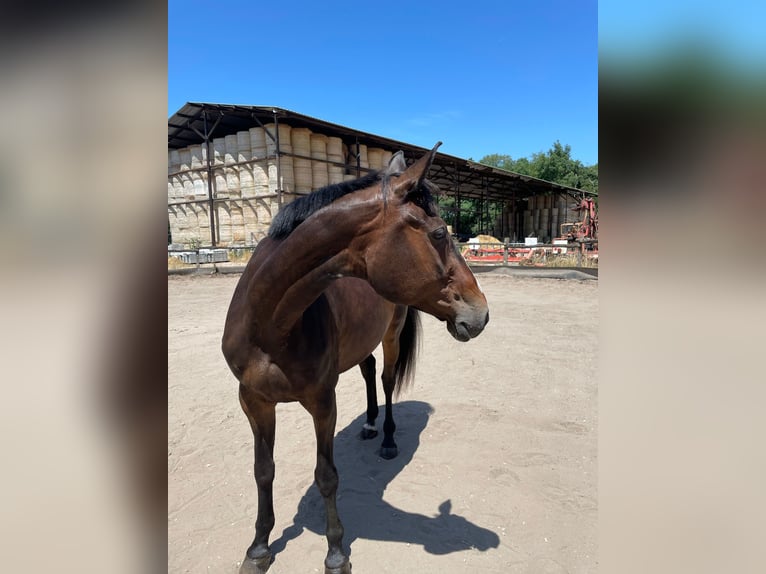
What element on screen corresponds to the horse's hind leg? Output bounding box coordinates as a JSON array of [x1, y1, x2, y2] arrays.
[[359, 354, 379, 440], [238, 386, 277, 574], [303, 389, 352, 574], [379, 347, 399, 460], [379, 307, 407, 459]]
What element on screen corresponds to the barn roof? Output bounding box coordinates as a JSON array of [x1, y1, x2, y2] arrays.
[[168, 102, 596, 202]]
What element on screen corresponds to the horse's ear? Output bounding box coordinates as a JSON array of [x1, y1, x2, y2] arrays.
[[391, 142, 442, 198], [383, 151, 407, 176]]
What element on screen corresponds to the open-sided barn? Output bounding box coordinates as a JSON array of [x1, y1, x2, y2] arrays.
[[168, 103, 596, 247]]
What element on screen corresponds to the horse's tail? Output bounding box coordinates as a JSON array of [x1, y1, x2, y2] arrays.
[[394, 307, 421, 397]]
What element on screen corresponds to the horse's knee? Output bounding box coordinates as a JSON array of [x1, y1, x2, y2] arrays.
[[254, 460, 275, 486], [314, 461, 339, 498]]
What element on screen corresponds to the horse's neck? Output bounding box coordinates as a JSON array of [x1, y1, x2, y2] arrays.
[[248, 198, 379, 348]]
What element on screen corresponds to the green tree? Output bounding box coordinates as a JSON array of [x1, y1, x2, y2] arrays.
[[437, 195, 479, 236], [479, 141, 598, 194]]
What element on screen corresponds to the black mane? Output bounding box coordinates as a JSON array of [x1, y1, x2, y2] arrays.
[[268, 171, 382, 239]]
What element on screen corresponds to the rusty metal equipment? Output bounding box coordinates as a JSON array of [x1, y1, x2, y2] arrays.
[[559, 198, 598, 242]]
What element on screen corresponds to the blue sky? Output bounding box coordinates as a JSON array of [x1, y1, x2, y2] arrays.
[[169, 0, 598, 166]]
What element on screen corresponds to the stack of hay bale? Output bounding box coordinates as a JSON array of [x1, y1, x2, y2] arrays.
[[168, 125, 396, 246]]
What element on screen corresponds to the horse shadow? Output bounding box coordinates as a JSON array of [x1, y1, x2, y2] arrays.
[[269, 400, 500, 558]]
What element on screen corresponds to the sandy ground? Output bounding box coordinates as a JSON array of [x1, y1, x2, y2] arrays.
[[168, 272, 597, 573]]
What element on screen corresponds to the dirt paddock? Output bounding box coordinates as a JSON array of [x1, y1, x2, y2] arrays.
[[168, 272, 597, 573]]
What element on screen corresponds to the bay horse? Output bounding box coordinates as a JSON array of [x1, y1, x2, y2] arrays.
[[222, 143, 489, 574]]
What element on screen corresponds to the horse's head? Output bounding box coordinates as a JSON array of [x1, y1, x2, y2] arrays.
[[365, 144, 489, 342]]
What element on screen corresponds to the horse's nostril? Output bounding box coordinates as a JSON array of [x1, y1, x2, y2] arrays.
[[484, 311, 490, 326]]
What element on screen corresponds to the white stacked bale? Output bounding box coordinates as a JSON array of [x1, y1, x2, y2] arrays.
[[230, 202, 245, 244], [266, 193, 281, 235], [328, 166, 344, 184], [168, 149, 181, 200], [357, 144, 369, 168], [346, 143, 369, 173], [239, 129, 266, 236], [171, 204, 190, 244], [248, 127, 269, 197], [179, 147, 191, 171], [367, 147, 384, 170], [214, 168, 227, 199], [167, 148, 179, 173], [291, 127, 313, 193], [210, 138, 227, 198], [327, 136, 343, 157], [249, 127, 267, 157], [189, 142, 208, 198], [179, 148, 194, 197], [225, 135, 240, 197], [310, 133, 329, 190], [291, 127, 311, 153], [242, 201, 258, 245], [192, 171, 208, 197], [183, 205, 199, 245], [264, 123, 294, 196], [219, 202, 235, 245], [167, 204, 179, 241], [224, 134, 238, 164], [213, 138, 226, 165], [380, 150, 393, 169], [327, 136, 344, 184], [279, 153, 295, 196], [198, 203, 210, 231], [237, 130, 254, 198], [264, 123, 292, 155], [189, 144, 205, 169], [178, 203, 204, 243]]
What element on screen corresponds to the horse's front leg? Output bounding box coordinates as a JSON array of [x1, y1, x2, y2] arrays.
[[304, 389, 351, 574], [239, 387, 277, 574]]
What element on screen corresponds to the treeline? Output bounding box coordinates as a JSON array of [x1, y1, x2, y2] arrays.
[[478, 140, 598, 194]]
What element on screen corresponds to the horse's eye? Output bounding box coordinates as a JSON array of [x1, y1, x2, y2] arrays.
[[430, 226, 447, 241]]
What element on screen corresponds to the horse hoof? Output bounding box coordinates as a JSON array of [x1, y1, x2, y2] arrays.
[[325, 558, 352, 574], [359, 427, 378, 440], [379, 446, 398, 459], [239, 553, 273, 574]]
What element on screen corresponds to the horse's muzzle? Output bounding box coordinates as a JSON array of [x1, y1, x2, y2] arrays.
[[447, 309, 489, 342]]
